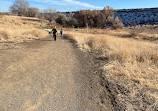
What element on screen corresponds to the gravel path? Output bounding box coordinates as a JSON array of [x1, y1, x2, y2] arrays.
[[0, 36, 105, 111]]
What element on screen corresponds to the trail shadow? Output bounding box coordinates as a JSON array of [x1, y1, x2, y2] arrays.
[[36, 35, 54, 42], [37, 39, 54, 41]]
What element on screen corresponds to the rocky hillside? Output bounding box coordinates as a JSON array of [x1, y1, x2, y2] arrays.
[[115, 8, 158, 26]]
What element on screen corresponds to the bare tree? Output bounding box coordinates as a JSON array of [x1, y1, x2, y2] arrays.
[[10, 0, 30, 16], [26, 7, 39, 17], [44, 8, 57, 24], [38, 12, 45, 23], [56, 13, 77, 27]]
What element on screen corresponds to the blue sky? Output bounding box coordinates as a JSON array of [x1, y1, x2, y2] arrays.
[[0, 0, 158, 12]]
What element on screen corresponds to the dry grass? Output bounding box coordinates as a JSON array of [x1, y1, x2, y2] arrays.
[[0, 15, 48, 42], [65, 29, 158, 102], [68, 26, 158, 41]]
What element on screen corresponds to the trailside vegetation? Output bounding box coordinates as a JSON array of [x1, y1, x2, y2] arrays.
[[56, 6, 124, 29]]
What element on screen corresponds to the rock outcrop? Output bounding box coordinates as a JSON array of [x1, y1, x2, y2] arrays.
[[114, 8, 158, 26]]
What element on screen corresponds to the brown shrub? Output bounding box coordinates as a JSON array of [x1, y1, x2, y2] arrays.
[[73, 6, 115, 28]]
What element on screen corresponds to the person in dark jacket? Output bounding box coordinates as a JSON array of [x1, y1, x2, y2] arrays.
[[60, 29, 63, 37], [52, 26, 57, 41]]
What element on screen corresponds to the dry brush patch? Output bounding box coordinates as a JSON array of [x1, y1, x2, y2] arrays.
[[0, 16, 48, 42], [65, 30, 158, 110]]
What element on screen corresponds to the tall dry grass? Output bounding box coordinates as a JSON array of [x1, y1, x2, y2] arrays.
[[0, 15, 48, 42], [68, 27, 158, 41], [65, 30, 158, 101]]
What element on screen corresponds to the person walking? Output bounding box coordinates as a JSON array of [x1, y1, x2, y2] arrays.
[[52, 26, 57, 41], [60, 29, 63, 37]]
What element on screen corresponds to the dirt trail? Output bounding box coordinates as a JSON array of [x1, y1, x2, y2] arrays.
[[0, 36, 107, 111]]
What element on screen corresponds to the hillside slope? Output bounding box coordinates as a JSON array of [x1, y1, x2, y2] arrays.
[[0, 15, 48, 42]]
